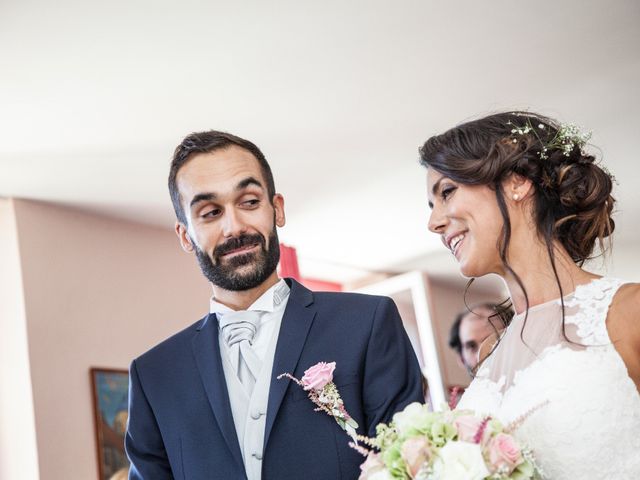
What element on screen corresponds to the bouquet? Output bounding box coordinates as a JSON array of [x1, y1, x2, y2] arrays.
[[354, 402, 543, 480]]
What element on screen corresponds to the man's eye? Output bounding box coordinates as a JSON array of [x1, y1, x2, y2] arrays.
[[243, 199, 260, 207], [202, 208, 221, 218]]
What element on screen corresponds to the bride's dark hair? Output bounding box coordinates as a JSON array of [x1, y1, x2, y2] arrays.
[[419, 111, 616, 347]]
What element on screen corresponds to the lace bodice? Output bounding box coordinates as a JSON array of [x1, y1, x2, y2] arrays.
[[458, 277, 640, 479]]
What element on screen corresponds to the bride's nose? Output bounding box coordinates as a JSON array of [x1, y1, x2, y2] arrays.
[[428, 205, 447, 234]]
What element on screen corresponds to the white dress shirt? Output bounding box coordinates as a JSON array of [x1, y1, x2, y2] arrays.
[[210, 279, 290, 479]]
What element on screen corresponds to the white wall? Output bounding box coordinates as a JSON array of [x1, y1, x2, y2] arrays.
[[0, 199, 40, 480], [585, 242, 640, 282], [7, 199, 210, 480]]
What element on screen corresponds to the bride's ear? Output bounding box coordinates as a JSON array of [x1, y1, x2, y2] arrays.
[[503, 174, 533, 203]]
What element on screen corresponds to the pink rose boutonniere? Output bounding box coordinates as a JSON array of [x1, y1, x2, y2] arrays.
[[279, 361, 359, 439], [301, 361, 335, 391]]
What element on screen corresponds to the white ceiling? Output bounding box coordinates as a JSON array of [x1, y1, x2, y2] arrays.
[[2, 0, 639, 282]]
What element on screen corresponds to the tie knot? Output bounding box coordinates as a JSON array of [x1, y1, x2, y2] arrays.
[[219, 310, 263, 348]]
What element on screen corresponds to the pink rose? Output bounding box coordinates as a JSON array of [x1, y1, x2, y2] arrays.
[[400, 436, 431, 478], [359, 451, 386, 480], [301, 361, 335, 391], [487, 433, 523, 474], [453, 415, 485, 443]]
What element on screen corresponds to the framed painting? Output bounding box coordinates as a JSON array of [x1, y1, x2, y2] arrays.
[[90, 367, 130, 480]]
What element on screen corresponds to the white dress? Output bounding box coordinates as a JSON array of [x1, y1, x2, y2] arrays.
[[458, 277, 640, 479]]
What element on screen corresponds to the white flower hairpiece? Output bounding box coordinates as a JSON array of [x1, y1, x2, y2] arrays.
[[508, 118, 592, 160]]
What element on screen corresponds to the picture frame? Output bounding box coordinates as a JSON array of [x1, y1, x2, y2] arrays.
[[90, 367, 130, 480]]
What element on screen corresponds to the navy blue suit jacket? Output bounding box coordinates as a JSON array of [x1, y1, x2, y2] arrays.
[[126, 279, 423, 479]]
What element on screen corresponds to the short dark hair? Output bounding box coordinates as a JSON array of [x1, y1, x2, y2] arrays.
[[448, 303, 514, 355], [448, 315, 464, 355], [168, 130, 276, 224]]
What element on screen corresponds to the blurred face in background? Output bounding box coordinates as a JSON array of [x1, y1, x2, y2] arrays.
[[458, 307, 501, 371]]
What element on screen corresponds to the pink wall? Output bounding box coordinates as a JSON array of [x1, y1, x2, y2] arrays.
[[10, 199, 210, 480]]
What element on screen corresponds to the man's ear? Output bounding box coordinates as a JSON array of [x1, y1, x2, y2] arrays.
[[273, 193, 286, 228], [175, 222, 194, 252]]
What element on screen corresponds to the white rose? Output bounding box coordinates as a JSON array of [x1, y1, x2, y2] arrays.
[[392, 402, 431, 436], [431, 441, 490, 480]]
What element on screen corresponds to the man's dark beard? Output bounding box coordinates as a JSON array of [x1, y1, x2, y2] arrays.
[[193, 229, 280, 291]]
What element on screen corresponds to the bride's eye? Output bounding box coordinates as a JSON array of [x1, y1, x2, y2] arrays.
[[441, 185, 456, 200]]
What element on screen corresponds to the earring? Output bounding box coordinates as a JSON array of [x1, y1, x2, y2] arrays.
[[513, 193, 520, 201]]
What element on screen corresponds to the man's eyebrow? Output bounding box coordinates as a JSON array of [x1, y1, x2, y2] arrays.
[[190, 192, 216, 208], [189, 177, 264, 209], [236, 176, 264, 191]]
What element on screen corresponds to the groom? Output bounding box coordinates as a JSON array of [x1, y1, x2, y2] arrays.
[[125, 130, 423, 480]]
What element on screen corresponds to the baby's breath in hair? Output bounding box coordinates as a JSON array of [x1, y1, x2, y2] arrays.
[[508, 117, 592, 160]]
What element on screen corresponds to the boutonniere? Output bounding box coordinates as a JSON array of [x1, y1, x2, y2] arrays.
[[278, 361, 359, 440]]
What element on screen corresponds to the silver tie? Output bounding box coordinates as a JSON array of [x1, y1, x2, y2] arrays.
[[219, 310, 263, 394]]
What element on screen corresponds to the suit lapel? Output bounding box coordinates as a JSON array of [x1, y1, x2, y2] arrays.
[[264, 279, 317, 449], [191, 313, 245, 471]]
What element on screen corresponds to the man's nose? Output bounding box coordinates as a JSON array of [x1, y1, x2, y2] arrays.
[[222, 208, 248, 237]]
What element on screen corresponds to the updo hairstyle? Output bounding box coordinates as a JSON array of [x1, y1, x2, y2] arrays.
[[419, 111, 615, 266]]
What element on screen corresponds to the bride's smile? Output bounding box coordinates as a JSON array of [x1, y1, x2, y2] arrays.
[[426, 169, 511, 278]]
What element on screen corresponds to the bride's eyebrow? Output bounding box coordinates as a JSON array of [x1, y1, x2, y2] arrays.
[[431, 177, 447, 196]]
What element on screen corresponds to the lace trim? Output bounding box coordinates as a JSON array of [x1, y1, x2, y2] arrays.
[[562, 277, 625, 346]]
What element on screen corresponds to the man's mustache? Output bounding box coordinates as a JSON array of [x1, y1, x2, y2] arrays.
[[213, 233, 266, 258]]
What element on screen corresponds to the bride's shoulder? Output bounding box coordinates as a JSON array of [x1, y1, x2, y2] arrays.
[[606, 282, 640, 390], [605, 281, 639, 331], [608, 282, 640, 324]]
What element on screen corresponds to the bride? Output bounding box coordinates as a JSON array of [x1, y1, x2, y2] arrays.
[[420, 111, 640, 478]]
